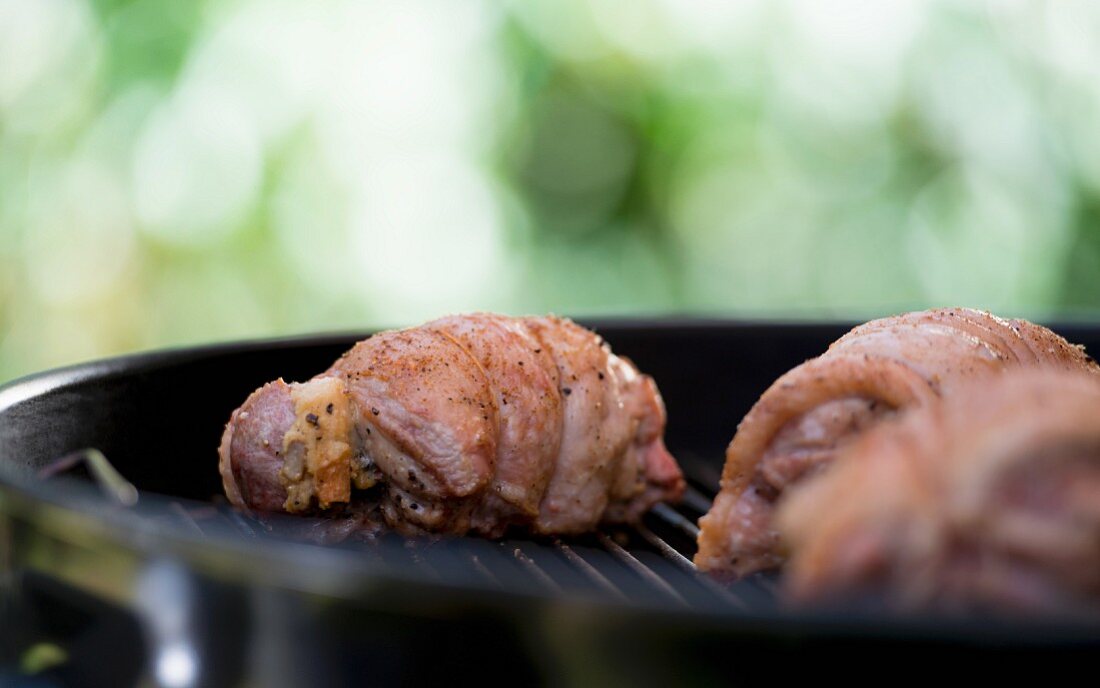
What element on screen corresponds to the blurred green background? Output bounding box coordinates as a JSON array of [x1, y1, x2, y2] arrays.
[[3, 0, 1100, 382]]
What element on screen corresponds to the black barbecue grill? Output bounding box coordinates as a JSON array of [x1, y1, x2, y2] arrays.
[[0, 320, 1097, 686]]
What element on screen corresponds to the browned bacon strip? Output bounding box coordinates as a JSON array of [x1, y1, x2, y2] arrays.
[[218, 313, 684, 537], [778, 370, 1100, 617], [695, 308, 1097, 578]]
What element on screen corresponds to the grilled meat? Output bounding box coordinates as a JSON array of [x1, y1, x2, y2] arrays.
[[778, 370, 1100, 617], [695, 308, 1098, 578], [218, 314, 684, 537]]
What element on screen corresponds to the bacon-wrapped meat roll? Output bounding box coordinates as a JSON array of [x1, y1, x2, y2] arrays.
[[778, 370, 1100, 617], [218, 313, 684, 537], [695, 308, 1097, 577]]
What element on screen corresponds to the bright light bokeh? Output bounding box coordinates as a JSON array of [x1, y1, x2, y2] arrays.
[[3, 0, 1100, 381]]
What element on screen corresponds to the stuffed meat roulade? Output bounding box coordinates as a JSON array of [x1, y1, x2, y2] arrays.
[[695, 308, 1097, 577], [219, 313, 685, 538], [778, 369, 1100, 617]]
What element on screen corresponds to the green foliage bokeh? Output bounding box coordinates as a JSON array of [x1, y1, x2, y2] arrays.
[[2, 0, 1100, 381]]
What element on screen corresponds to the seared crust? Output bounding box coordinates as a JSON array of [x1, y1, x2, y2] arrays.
[[696, 354, 937, 574], [778, 370, 1100, 616], [219, 313, 683, 537], [331, 327, 498, 499], [696, 308, 1099, 578], [427, 314, 563, 534]]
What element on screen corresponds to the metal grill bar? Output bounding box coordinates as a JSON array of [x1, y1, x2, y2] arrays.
[[634, 523, 747, 609], [553, 540, 629, 601], [680, 486, 714, 514], [634, 523, 693, 570], [596, 532, 686, 605], [749, 573, 779, 595], [468, 553, 501, 586], [226, 508, 258, 538], [649, 502, 701, 539], [47, 448, 758, 611], [404, 543, 434, 577], [510, 547, 563, 593], [169, 502, 207, 537]]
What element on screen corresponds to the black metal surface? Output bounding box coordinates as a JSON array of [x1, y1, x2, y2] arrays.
[[0, 319, 1098, 685]]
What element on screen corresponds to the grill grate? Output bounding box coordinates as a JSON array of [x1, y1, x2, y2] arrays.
[[42, 448, 774, 611]]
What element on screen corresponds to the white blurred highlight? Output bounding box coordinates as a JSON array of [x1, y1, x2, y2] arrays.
[[907, 166, 1068, 308], [349, 153, 505, 313], [0, 0, 101, 133], [132, 85, 261, 245], [25, 160, 135, 305], [2, 0, 1100, 381]]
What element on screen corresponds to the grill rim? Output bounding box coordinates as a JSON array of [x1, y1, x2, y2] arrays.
[[2, 320, 1100, 645], [5, 479, 1100, 646]]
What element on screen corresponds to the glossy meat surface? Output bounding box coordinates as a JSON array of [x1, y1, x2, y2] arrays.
[[695, 308, 1098, 577], [218, 314, 684, 537], [777, 370, 1100, 617]]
